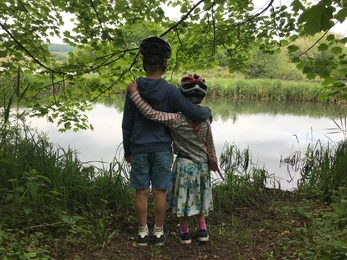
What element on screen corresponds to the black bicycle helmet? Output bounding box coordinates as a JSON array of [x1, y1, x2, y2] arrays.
[[139, 36, 172, 60], [179, 74, 208, 103]]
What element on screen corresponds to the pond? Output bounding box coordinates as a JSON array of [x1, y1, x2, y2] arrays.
[[28, 95, 347, 190]]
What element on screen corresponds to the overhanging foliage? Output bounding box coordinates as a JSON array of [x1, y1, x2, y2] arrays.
[[0, 0, 346, 131]]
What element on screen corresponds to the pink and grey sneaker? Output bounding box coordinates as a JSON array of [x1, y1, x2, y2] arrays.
[[175, 228, 192, 244], [197, 229, 209, 242]]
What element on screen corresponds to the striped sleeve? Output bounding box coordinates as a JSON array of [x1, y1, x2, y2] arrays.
[[129, 90, 178, 127], [205, 121, 218, 160]]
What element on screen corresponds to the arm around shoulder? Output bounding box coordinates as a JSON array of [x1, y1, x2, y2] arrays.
[[171, 90, 212, 120]]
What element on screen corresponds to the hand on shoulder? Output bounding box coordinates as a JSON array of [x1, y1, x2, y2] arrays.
[[127, 81, 137, 94]]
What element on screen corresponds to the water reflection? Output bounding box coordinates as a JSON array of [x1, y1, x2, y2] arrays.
[[29, 96, 347, 190]]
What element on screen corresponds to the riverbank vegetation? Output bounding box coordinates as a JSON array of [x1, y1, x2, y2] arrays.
[[1, 53, 347, 259], [1, 1, 347, 258], [0, 118, 346, 259], [1, 26, 347, 132]]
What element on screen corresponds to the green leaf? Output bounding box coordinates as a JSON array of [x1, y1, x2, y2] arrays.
[[331, 46, 343, 54], [51, 190, 63, 196], [0, 50, 8, 57], [335, 7, 347, 23], [287, 45, 299, 53], [23, 206, 32, 215], [318, 43, 329, 51], [326, 34, 335, 41], [36, 174, 52, 183], [296, 63, 304, 69], [303, 66, 313, 74], [318, 93, 329, 100], [306, 73, 316, 80], [291, 57, 301, 63], [27, 182, 39, 197], [280, 39, 289, 46], [332, 81, 346, 88], [299, 4, 334, 34], [291, 0, 305, 13], [322, 76, 337, 85]]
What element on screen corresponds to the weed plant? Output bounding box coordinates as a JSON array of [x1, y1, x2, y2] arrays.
[[278, 130, 347, 258], [0, 117, 133, 259], [279, 193, 347, 259], [1, 71, 347, 258], [213, 142, 280, 212], [282, 126, 347, 203]]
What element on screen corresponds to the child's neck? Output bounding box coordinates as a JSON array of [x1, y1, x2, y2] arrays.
[[146, 71, 163, 79]]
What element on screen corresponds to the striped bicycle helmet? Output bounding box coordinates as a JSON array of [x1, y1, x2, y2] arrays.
[[179, 74, 208, 103]]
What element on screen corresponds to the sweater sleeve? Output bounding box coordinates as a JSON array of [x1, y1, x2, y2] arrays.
[[205, 122, 217, 159], [129, 90, 179, 127], [170, 88, 212, 121], [121, 94, 136, 158]]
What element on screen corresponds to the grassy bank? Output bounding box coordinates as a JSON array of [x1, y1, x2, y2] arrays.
[[0, 70, 343, 110], [163, 67, 334, 102], [0, 122, 346, 259]]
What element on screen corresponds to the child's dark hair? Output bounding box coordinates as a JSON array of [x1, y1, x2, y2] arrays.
[[142, 54, 166, 73], [139, 36, 172, 73]]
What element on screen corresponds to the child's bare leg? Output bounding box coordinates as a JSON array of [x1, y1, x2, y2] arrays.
[[196, 213, 207, 230], [151, 189, 167, 245], [177, 213, 192, 244], [152, 189, 167, 228], [179, 214, 189, 233], [196, 213, 209, 242], [196, 214, 206, 226], [135, 188, 149, 227]]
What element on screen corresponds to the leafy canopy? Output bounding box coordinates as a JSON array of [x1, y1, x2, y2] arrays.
[[0, 0, 346, 130]]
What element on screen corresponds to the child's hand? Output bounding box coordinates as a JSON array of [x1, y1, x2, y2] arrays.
[[127, 81, 137, 94]]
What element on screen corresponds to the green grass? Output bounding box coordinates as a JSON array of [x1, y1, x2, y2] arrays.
[[0, 123, 346, 258], [0, 119, 134, 259], [213, 142, 280, 211], [162, 68, 330, 102], [1, 72, 347, 258]]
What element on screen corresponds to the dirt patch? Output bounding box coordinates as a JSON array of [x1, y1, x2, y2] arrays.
[[68, 190, 301, 260]]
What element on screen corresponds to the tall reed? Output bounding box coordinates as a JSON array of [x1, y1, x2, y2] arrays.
[[213, 142, 279, 212], [0, 121, 133, 227], [205, 78, 325, 101], [297, 140, 347, 202]]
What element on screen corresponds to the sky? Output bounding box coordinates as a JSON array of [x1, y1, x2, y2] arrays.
[[50, 0, 346, 44]]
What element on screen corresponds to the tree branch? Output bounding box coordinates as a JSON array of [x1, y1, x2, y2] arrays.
[[160, 0, 205, 37], [89, 0, 115, 41], [0, 23, 59, 74]]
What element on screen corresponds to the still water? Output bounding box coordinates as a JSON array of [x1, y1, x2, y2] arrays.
[[29, 96, 346, 190]]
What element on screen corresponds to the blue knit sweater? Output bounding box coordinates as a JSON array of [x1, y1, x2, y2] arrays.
[[122, 77, 212, 157]]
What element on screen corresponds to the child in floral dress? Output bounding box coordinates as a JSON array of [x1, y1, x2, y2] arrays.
[[126, 74, 220, 244]]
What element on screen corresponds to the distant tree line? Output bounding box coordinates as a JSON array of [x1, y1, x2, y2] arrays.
[[48, 43, 74, 53], [56, 28, 345, 81]]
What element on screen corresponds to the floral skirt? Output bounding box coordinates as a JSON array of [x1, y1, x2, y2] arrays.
[[166, 157, 213, 217]]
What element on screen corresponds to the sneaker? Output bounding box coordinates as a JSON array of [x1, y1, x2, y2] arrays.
[[175, 228, 192, 244], [152, 226, 166, 246], [137, 226, 149, 246], [197, 229, 209, 242]]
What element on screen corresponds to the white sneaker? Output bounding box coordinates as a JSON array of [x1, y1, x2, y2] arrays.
[[152, 226, 166, 246], [137, 225, 149, 246]]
